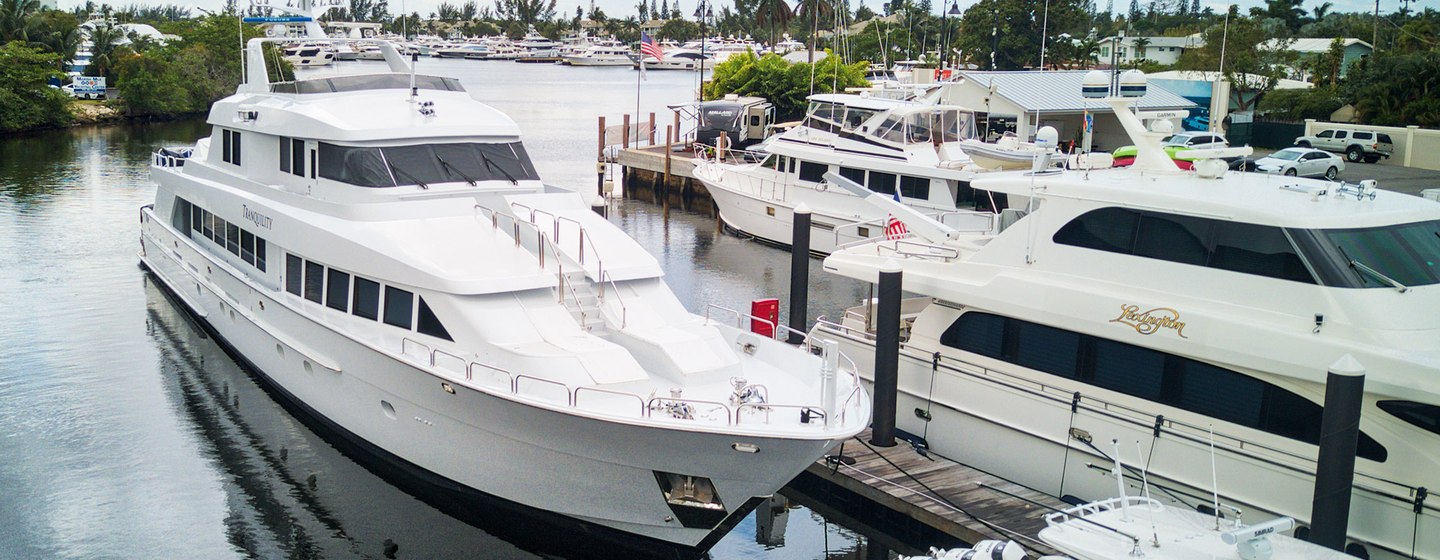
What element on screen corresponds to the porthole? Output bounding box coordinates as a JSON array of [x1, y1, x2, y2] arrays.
[[381, 400, 397, 419], [275, 344, 284, 358]]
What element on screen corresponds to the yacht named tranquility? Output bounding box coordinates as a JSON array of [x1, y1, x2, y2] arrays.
[[815, 72, 1438, 559], [137, 39, 869, 553]]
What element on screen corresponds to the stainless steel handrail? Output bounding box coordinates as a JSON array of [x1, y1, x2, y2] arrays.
[[515, 374, 573, 406], [703, 303, 779, 340], [646, 396, 733, 425], [574, 386, 647, 416]]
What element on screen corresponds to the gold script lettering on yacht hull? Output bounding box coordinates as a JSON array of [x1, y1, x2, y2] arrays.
[[1109, 304, 1188, 339]]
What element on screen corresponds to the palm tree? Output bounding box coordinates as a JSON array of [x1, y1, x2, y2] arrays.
[[793, 0, 832, 63], [1131, 37, 1150, 67], [1310, 1, 1331, 23], [85, 23, 129, 80], [1, 0, 42, 43], [40, 24, 83, 72], [752, 0, 792, 47]]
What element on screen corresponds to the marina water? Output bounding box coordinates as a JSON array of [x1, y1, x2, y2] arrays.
[[0, 59, 902, 558]]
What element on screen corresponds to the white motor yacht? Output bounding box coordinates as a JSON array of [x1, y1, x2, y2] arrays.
[[815, 73, 1440, 560], [435, 42, 487, 58], [282, 41, 336, 67], [564, 42, 633, 66], [138, 39, 869, 552], [693, 90, 991, 254]]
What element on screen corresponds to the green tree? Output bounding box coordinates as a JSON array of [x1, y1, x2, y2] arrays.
[[84, 24, 131, 81], [1257, 87, 1343, 121], [0, 0, 42, 42], [1343, 48, 1440, 127], [956, 0, 1089, 70], [1177, 12, 1295, 111], [753, 0, 793, 47], [657, 17, 699, 40], [793, 0, 833, 63], [0, 40, 71, 132], [704, 49, 868, 117]]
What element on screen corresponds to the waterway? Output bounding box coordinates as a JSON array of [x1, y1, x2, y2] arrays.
[[0, 59, 899, 559]]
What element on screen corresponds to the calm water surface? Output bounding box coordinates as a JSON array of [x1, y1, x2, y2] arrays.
[[0, 60, 898, 559]]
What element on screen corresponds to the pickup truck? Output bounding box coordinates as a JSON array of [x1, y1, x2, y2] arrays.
[[1294, 129, 1392, 163]]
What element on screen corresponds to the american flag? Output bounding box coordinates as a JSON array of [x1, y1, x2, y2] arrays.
[[640, 33, 664, 60], [884, 191, 908, 240]]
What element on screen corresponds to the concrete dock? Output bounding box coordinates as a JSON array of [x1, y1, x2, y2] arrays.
[[614, 144, 717, 215], [795, 429, 1068, 556]]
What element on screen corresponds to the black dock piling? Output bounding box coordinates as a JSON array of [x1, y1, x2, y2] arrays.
[[1309, 354, 1366, 551], [870, 260, 902, 447], [788, 205, 812, 344]]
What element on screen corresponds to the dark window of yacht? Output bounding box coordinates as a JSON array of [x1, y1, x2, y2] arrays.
[[1012, 321, 1081, 379], [240, 230, 256, 266], [798, 161, 827, 183], [222, 130, 231, 164], [1210, 222, 1311, 283], [285, 254, 302, 295], [172, 197, 192, 233], [222, 130, 242, 166], [352, 277, 380, 320], [326, 269, 350, 312], [225, 223, 240, 256], [1054, 207, 1140, 254], [291, 138, 306, 177], [383, 286, 413, 329], [1319, 220, 1440, 288], [900, 176, 930, 199], [190, 203, 202, 236], [1134, 213, 1211, 266], [839, 167, 866, 185], [309, 149, 316, 179], [279, 137, 291, 174], [255, 238, 266, 272], [201, 209, 213, 239], [304, 260, 324, 303], [938, 312, 1387, 462], [1378, 400, 1440, 437], [788, 157, 796, 174], [416, 297, 453, 341], [318, 144, 395, 187], [868, 172, 897, 195]]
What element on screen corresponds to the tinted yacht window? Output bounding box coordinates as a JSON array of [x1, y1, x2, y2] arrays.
[[1054, 207, 1140, 253], [1321, 220, 1440, 287], [1211, 222, 1311, 282], [1134, 213, 1211, 266], [798, 161, 827, 183], [286, 254, 302, 295], [304, 260, 324, 303], [1378, 400, 1440, 436], [319, 142, 540, 187], [416, 297, 453, 341], [352, 277, 380, 320], [384, 286, 414, 329], [318, 144, 394, 187], [326, 269, 350, 312]]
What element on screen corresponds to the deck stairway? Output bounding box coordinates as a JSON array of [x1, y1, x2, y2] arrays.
[[561, 270, 607, 334]]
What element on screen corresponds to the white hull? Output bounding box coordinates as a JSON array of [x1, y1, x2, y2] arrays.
[[565, 55, 633, 66], [139, 209, 842, 549], [817, 327, 1436, 560]]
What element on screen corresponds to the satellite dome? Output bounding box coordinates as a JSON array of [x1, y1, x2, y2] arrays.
[[1082, 70, 1109, 98], [1119, 69, 1147, 97]]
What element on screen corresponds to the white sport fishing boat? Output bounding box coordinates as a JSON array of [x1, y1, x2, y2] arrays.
[[693, 90, 996, 254], [814, 70, 1439, 560], [137, 39, 869, 553]]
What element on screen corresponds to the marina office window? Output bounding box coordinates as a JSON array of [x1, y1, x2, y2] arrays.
[[317, 142, 540, 188], [940, 312, 1388, 462], [176, 197, 267, 272], [221, 129, 242, 165], [279, 137, 305, 177], [283, 254, 452, 341], [1053, 208, 1316, 284]]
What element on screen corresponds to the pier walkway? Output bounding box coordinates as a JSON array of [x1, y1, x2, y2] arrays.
[[798, 429, 1067, 556]]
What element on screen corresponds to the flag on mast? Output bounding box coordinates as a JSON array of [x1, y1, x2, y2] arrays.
[[641, 32, 664, 60], [884, 191, 909, 240]]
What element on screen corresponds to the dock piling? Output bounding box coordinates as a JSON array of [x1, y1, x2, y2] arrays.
[[622, 114, 631, 149], [1309, 354, 1366, 551], [870, 260, 903, 447], [648, 112, 656, 145], [788, 205, 811, 345]]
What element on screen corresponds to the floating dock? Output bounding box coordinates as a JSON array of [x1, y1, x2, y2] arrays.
[[794, 429, 1067, 557]]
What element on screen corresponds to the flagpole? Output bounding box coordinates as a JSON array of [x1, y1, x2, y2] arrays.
[[636, 58, 643, 149]]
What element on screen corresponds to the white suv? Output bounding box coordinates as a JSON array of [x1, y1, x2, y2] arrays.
[[1294, 129, 1394, 163], [1162, 132, 1230, 150]]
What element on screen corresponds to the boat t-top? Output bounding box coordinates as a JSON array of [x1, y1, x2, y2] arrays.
[[137, 38, 869, 553]]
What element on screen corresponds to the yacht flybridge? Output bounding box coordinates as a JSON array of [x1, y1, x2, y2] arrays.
[[693, 90, 1000, 254], [137, 39, 868, 552], [815, 72, 1439, 560]]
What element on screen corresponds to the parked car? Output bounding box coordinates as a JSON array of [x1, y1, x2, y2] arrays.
[[1294, 129, 1393, 163], [1250, 147, 1345, 179], [1162, 131, 1229, 150]]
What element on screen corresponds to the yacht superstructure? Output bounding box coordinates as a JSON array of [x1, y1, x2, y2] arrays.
[[564, 41, 633, 66], [693, 90, 991, 254], [815, 88, 1440, 559], [137, 39, 868, 552]]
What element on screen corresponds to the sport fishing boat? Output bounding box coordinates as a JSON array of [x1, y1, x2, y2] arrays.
[[137, 39, 869, 553], [814, 71, 1438, 560], [692, 90, 993, 254]]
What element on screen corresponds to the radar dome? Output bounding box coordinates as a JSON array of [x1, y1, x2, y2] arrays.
[[1119, 69, 1147, 97], [1082, 70, 1109, 98], [1035, 126, 1059, 148]]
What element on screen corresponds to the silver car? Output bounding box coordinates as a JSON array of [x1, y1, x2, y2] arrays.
[[1252, 147, 1345, 179]]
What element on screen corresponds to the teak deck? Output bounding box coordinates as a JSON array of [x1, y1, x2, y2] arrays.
[[804, 429, 1066, 556]]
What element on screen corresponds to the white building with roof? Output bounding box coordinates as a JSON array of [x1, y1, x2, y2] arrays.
[[942, 70, 1198, 151], [1261, 37, 1372, 78], [1096, 35, 1204, 66]]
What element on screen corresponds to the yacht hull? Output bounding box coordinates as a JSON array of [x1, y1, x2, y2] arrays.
[[817, 327, 1433, 560], [139, 211, 839, 551], [695, 163, 896, 255], [566, 57, 634, 66]]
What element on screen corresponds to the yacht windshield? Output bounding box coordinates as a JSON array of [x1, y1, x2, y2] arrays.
[[318, 142, 539, 187], [1322, 220, 1440, 287]]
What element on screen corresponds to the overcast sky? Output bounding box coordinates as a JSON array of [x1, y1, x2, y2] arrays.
[[58, 0, 1435, 25]]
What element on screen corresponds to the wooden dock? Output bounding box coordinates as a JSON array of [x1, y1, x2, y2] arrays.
[[796, 429, 1068, 556], [614, 145, 717, 214]]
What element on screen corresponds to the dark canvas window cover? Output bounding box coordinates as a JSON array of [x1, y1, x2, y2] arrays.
[[318, 142, 540, 188]]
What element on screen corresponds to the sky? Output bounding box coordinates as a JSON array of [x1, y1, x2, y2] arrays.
[[55, 0, 1438, 26]]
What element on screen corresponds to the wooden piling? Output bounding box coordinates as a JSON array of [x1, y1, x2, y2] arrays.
[[673, 110, 681, 144], [648, 112, 656, 145], [622, 114, 631, 150]]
